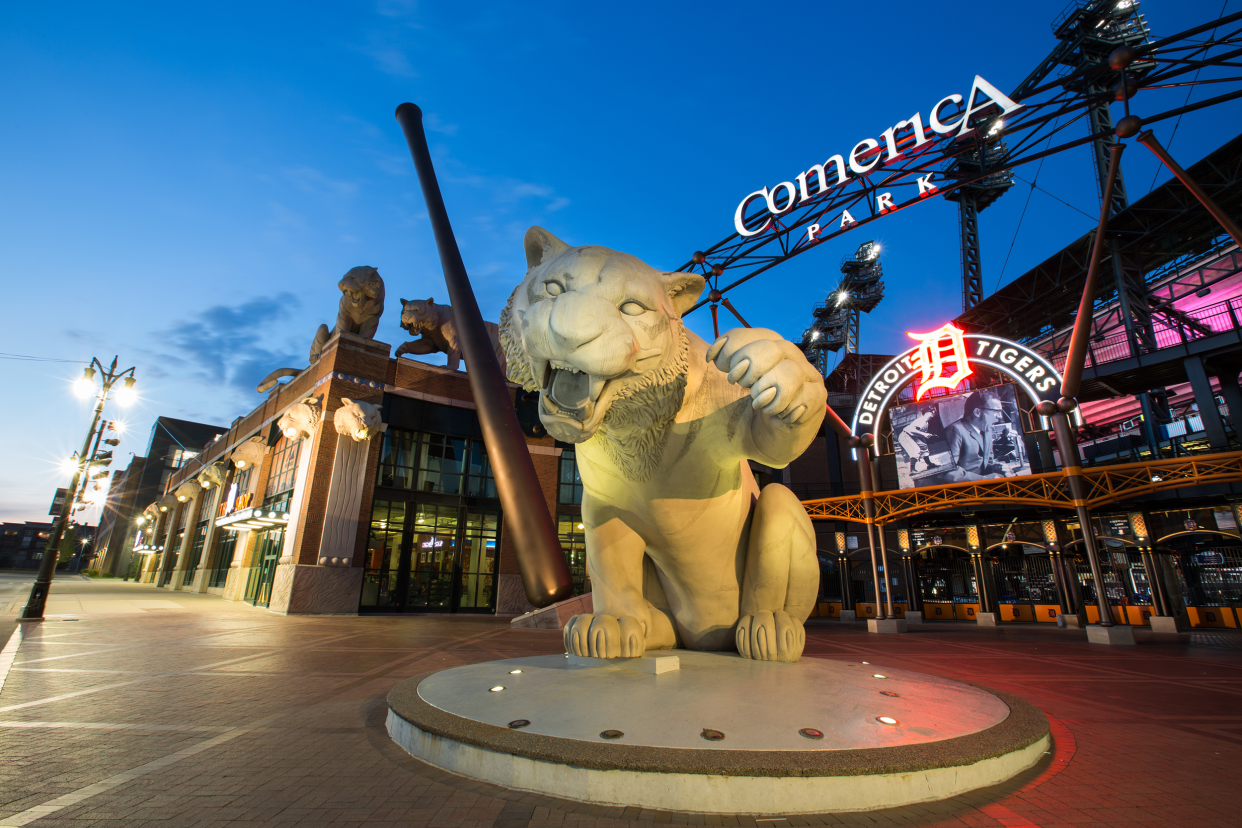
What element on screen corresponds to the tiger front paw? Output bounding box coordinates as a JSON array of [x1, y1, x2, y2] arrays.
[[563, 613, 646, 658], [735, 610, 804, 662]]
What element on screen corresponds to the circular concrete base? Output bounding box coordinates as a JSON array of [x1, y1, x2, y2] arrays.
[[387, 652, 1048, 814]]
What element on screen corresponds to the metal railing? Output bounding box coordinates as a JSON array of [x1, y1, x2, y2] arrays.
[[1045, 295, 1242, 373]]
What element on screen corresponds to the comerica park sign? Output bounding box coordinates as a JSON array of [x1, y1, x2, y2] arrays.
[[734, 76, 1023, 239], [850, 324, 1076, 435]]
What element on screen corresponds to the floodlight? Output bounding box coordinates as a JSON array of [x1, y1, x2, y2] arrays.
[[113, 376, 137, 406], [75, 367, 96, 398]]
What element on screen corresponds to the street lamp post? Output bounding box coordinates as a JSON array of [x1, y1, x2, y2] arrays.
[[20, 356, 136, 621]]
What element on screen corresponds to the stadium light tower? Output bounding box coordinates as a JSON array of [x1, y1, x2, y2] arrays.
[[801, 241, 885, 376]]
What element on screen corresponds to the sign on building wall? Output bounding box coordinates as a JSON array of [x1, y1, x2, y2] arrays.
[[853, 326, 1065, 434], [732, 76, 1022, 239], [890, 383, 1030, 489]]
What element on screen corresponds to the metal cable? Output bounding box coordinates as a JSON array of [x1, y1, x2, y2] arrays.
[[1146, 0, 1230, 196]]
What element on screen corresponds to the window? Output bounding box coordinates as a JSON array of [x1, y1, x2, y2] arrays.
[[558, 514, 589, 595], [209, 531, 236, 588], [265, 435, 301, 498], [559, 450, 583, 505], [361, 500, 407, 609], [376, 429, 496, 498], [170, 448, 199, 469], [458, 509, 499, 609], [377, 429, 418, 489], [184, 522, 207, 575]]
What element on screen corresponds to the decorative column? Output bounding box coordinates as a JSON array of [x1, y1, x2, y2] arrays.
[[857, 444, 905, 634], [876, 525, 896, 619], [856, 448, 885, 622], [1051, 411, 1132, 643], [1044, 518, 1072, 618], [267, 396, 324, 613], [836, 531, 855, 623], [137, 504, 165, 583], [275, 398, 384, 615], [156, 495, 182, 587], [169, 480, 203, 590], [1131, 511, 1178, 633], [968, 525, 998, 627], [191, 462, 229, 593], [899, 527, 922, 624]]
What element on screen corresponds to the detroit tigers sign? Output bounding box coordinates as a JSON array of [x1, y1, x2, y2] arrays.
[[851, 327, 1076, 435]]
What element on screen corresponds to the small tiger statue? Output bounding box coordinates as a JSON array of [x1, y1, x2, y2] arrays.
[[395, 297, 505, 375]]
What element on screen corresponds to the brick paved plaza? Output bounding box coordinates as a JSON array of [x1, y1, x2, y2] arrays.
[[2, 575, 1241, 828]]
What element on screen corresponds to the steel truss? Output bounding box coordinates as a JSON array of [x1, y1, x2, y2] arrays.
[[680, 9, 1242, 317], [802, 451, 1242, 525], [963, 134, 1242, 372]]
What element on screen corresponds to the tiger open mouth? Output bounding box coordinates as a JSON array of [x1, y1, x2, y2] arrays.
[[537, 362, 608, 424]]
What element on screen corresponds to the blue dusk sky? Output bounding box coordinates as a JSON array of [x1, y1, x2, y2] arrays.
[[1, 1, 1237, 524]]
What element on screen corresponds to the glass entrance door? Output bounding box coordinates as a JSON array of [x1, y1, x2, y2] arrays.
[[457, 509, 499, 612], [158, 530, 183, 587], [245, 528, 283, 608], [408, 503, 458, 611], [360, 499, 499, 613]]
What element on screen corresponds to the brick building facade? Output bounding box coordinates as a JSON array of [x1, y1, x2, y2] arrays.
[[128, 331, 582, 617]]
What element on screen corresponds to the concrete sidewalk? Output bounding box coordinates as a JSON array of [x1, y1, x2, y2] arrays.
[[0, 576, 276, 620], [4, 575, 273, 620], [0, 577, 1239, 827]]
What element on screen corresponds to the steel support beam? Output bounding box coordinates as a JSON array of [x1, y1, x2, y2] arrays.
[[959, 193, 985, 311], [1217, 370, 1242, 435], [1138, 391, 1163, 460], [1088, 95, 1132, 216], [1052, 411, 1114, 627], [1110, 239, 1157, 353], [857, 450, 887, 621], [1184, 355, 1230, 450]]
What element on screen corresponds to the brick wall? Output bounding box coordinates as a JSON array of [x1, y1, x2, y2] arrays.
[[149, 329, 565, 609]]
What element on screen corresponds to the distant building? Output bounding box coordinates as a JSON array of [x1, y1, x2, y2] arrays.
[[94, 417, 227, 578], [0, 521, 95, 570]]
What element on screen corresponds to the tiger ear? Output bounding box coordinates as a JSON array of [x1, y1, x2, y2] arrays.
[[342, 398, 353, 405], [663, 272, 707, 317], [524, 226, 570, 270], [427, 297, 434, 304], [399, 298, 408, 305]]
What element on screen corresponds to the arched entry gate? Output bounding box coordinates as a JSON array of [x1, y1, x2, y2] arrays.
[[914, 545, 980, 621], [1062, 537, 1153, 626], [847, 548, 909, 619], [988, 542, 1063, 623], [1159, 531, 1242, 629]]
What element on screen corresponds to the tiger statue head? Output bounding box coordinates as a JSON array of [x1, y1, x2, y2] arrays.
[[338, 266, 385, 331], [196, 461, 228, 492], [398, 297, 450, 338], [277, 396, 322, 443], [334, 398, 383, 443], [499, 227, 704, 451]]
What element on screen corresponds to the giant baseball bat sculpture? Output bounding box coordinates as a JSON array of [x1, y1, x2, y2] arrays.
[[395, 103, 573, 608]]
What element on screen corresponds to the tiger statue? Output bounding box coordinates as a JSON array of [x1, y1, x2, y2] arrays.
[[395, 297, 506, 375], [500, 227, 826, 662], [310, 266, 386, 363], [334, 398, 383, 442]]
